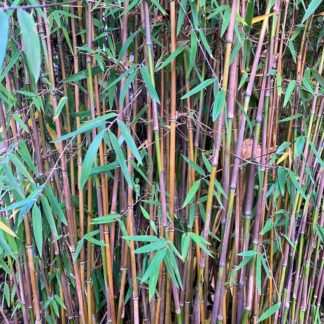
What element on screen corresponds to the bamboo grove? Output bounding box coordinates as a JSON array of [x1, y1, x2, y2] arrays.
[[0, 0, 323, 323]]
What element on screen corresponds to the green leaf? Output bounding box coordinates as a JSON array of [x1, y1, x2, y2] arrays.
[[41, 196, 58, 239], [142, 249, 165, 283], [149, 268, 159, 301], [287, 170, 307, 199], [283, 80, 296, 107], [54, 295, 66, 310], [109, 130, 133, 188], [260, 218, 274, 236], [80, 131, 104, 191], [257, 303, 280, 322], [288, 39, 296, 63], [181, 155, 205, 176], [134, 240, 166, 254], [119, 69, 137, 108], [117, 120, 142, 164], [32, 205, 43, 257], [86, 236, 106, 247], [53, 113, 116, 142], [221, 6, 231, 36], [73, 239, 83, 261], [123, 235, 159, 242], [102, 65, 137, 94], [44, 186, 67, 226], [279, 113, 302, 123], [149, 0, 167, 15], [9, 153, 33, 182], [118, 31, 138, 62], [207, 4, 227, 19], [187, 31, 198, 77], [140, 65, 160, 104], [309, 141, 324, 169], [156, 46, 184, 71], [188, 232, 212, 257], [90, 162, 118, 176], [212, 89, 226, 121], [256, 254, 262, 294], [238, 250, 257, 257], [198, 29, 213, 57], [0, 51, 20, 82], [163, 252, 179, 287], [91, 213, 121, 225], [235, 255, 253, 271], [245, 0, 255, 33], [63, 66, 102, 83], [295, 136, 305, 157], [181, 78, 215, 100], [177, 0, 187, 35], [181, 234, 191, 260], [183, 180, 200, 208], [0, 11, 9, 71], [140, 206, 151, 220], [12, 113, 28, 133], [283, 234, 296, 251], [53, 96, 67, 120], [302, 0, 321, 23], [17, 10, 41, 82]]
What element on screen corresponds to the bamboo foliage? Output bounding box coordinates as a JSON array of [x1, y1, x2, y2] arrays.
[[0, 0, 323, 323]]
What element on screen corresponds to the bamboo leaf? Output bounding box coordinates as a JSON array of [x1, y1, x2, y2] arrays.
[[32, 205, 43, 256], [109, 130, 134, 188], [181, 234, 191, 260], [207, 4, 227, 19], [80, 131, 104, 191], [134, 240, 166, 254], [302, 0, 322, 22], [148, 268, 159, 301], [17, 10, 41, 82], [283, 81, 296, 107], [177, 0, 187, 35], [256, 254, 262, 294], [257, 303, 280, 323], [53, 96, 67, 120], [238, 250, 257, 257], [221, 6, 231, 36], [181, 78, 215, 99], [149, 0, 167, 15], [118, 31, 138, 62], [252, 13, 274, 24], [0, 220, 16, 238], [260, 218, 274, 236], [53, 113, 116, 142], [142, 249, 166, 283], [117, 120, 142, 164], [183, 180, 201, 208], [140, 65, 160, 104], [41, 196, 58, 239], [119, 69, 137, 108], [198, 29, 213, 57], [244, 0, 254, 32], [123, 235, 160, 242], [181, 155, 205, 176], [0, 11, 9, 71], [212, 89, 226, 121], [156, 46, 184, 71], [140, 206, 150, 220], [64, 66, 102, 83], [287, 170, 307, 199], [188, 232, 212, 257], [91, 214, 121, 225], [279, 113, 302, 123]]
